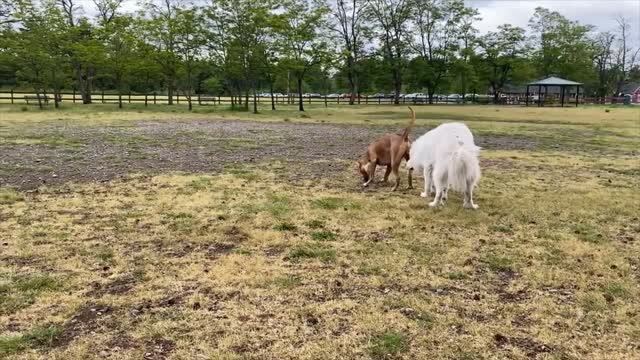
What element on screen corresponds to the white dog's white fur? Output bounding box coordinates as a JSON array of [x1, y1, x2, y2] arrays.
[[406, 122, 481, 209]]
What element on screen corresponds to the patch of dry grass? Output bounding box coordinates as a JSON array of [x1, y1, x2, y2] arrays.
[[1, 146, 638, 358], [1, 105, 639, 358]]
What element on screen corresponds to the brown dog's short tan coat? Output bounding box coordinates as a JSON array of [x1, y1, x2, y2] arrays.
[[358, 107, 415, 191]]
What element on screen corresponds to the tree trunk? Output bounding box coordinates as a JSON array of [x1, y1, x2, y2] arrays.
[[493, 91, 500, 104], [253, 84, 258, 114], [187, 69, 193, 111], [51, 68, 60, 109], [393, 68, 401, 105], [73, 63, 91, 104], [270, 81, 276, 110], [36, 88, 43, 110], [54, 88, 60, 109], [119, 94, 123, 109], [298, 76, 304, 112], [348, 57, 356, 105], [287, 71, 291, 105], [168, 83, 174, 105]]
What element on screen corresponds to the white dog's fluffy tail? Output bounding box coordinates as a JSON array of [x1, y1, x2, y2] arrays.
[[447, 139, 481, 192]]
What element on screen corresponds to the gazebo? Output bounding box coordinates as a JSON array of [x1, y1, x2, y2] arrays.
[[526, 76, 582, 107]]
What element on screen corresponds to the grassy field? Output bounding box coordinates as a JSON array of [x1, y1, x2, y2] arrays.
[[1, 104, 639, 359]]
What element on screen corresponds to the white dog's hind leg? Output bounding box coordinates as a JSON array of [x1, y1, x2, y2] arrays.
[[429, 167, 446, 208], [463, 179, 479, 210]]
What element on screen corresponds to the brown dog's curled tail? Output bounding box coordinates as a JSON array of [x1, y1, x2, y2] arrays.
[[401, 106, 416, 140]]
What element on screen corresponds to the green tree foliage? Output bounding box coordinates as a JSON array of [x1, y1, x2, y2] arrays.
[[367, 0, 411, 104], [410, 0, 478, 103], [478, 24, 529, 103], [529, 7, 596, 84], [330, 0, 371, 104], [274, 0, 332, 111]]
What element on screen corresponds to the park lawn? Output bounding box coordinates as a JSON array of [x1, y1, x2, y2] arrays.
[[0, 105, 639, 359], [1, 103, 639, 148]]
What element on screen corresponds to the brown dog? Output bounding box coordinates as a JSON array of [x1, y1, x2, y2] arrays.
[[358, 107, 415, 191]]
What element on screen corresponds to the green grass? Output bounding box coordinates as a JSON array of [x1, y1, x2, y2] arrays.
[[263, 193, 292, 218], [310, 196, 360, 210], [0, 275, 61, 315], [369, 330, 409, 359], [601, 282, 630, 300], [287, 243, 336, 262], [273, 222, 297, 231], [0, 326, 62, 356], [310, 229, 336, 241], [485, 254, 514, 273], [0, 188, 24, 205], [305, 219, 325, 229]]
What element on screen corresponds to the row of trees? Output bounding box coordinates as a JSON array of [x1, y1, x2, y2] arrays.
[[0, 0, 638, 111]]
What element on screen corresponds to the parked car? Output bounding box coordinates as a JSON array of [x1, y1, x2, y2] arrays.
[[326, 93, 340, 98], [405, 93, 427, 103], [368, 93, 385, 98], [447, 94, 462, 102]]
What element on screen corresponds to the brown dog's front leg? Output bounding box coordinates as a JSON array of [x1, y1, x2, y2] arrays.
[[364, 162, 377, 187]]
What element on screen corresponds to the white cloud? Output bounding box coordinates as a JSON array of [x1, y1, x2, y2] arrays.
[[468, 0, 640, 44]]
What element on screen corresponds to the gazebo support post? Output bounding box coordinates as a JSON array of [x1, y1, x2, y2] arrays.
[[561, 86, 565, 107], [538, 85, 542, 107]]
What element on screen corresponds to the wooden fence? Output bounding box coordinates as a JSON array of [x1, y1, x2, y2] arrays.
[[1, 90, 634, 107], [0, 90, 490, 106]]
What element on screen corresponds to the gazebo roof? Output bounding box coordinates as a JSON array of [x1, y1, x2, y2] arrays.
[[528, 76, 582, 86]]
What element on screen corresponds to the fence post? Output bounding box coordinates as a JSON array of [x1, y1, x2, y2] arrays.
[[337, 96, 340, 105], [176, 93, 180, 105], [154, 92, 157, 105], [102, 90, 105, 103], [72, 89, 76, 103], [198, 94, 201, 106], [10, 89, 13, 104], [324, 95, 327, 107], [145, 94, 148, 107], [365, 96, 368, 105], [129, 91, 131, 104]]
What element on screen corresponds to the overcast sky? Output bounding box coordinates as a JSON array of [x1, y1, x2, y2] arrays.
[[468, 0, 640, 39], [76, 0, 640, 44]]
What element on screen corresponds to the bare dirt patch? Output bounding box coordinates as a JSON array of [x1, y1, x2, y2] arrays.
[[143, 338, 175, 360], [494, 333, 554, 358], [51, 304, 113, 348], [88, 276, 137, 298], [0, 119, 540, 190]]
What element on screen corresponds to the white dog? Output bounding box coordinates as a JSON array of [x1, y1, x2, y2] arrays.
[[406, 123, 481, 209]]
